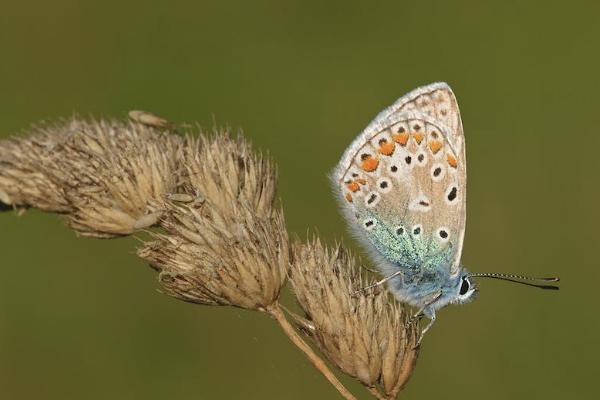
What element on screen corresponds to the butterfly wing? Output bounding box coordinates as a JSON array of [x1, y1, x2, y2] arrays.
[[333, 83, 466, 278]]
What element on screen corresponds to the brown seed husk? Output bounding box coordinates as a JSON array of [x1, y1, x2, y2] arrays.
[[290, 239, 419, 398]]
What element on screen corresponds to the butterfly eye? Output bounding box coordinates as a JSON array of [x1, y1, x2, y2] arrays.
[[459, 277, 470, 295]]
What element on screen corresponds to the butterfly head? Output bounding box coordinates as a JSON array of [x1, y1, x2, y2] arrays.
[[449, 269, 478, 305]]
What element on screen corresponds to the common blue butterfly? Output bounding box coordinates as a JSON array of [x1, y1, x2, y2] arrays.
[[332, 82, 558, 344]]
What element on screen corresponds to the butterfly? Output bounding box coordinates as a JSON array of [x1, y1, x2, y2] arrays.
[[332, 82, 559, 344]]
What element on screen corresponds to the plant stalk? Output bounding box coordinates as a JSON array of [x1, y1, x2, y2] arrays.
[[367, 386, 386, 400], [267, 303, 357, 400]]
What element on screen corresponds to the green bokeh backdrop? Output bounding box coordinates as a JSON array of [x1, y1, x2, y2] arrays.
[[1, 1, 597, 399]]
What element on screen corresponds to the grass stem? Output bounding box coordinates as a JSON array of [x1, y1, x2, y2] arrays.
[[267, 303, 357, 400]]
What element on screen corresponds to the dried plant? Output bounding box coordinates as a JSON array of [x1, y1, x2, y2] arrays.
[[57, 119, 182, 237], [0, 114, 420, 399], [291, 240, 419, 400], [0, 118, 182, 237], [138, 133, 287, 310], [0, 122, 72, 212]]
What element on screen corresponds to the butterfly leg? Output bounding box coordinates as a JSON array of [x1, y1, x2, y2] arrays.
[[406, 308, 425, 328], [351, 270, 403, 296], [411, 291, 442, 346], [406, 290, 441, 327], [416, 307, 436, 347]]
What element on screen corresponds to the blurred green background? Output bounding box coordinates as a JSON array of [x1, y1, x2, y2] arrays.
[[0, 1, 597, 399]]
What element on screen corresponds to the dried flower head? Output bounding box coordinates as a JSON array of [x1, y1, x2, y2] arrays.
[[290, 239, 419, 399], [0, 123, 72, 212], [138, 133, 289, 310], [54, 118, 182, 237], [180, 132, 277, 218], [0, 118, 182, 237]]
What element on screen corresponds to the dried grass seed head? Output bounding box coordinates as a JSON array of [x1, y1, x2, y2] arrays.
[[0, 117, 183, 237], [0, 122, 73, 212], [290, 240, 419, 398], [181, 132, 276, 218], [139, 132, 289, 310], [53, 118, 183, 237]]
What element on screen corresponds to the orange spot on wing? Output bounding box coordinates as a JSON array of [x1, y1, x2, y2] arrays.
[[413, 133, 424, 144], [393, 133, 409, 146], [345, 193, 353, 202], [429, 140, 443, 154], [447, 154, 458, 168], [361, 156, 379, 172], [346, 182, 360, 192], [378, 142, 395, 156]]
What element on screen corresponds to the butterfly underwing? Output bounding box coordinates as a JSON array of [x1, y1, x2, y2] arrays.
[[332, 82, 475, 339], [332, 82, 559, 343]]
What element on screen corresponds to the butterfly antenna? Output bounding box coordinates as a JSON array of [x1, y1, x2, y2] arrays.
[[469, 272, 560, 290]]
